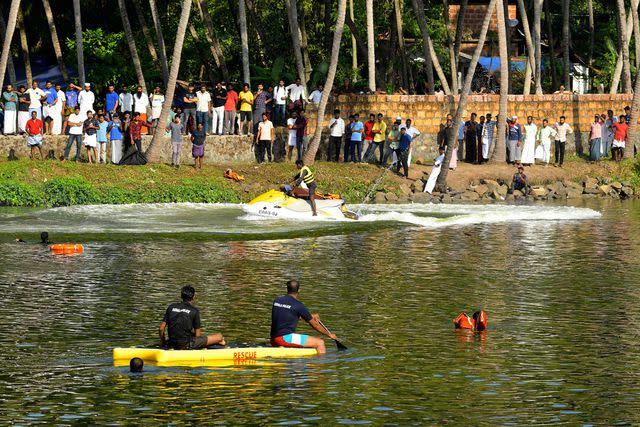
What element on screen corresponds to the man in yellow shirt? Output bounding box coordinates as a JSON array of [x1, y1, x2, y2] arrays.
[[238, 83, 254, 135], [371, 113, 387, 165]]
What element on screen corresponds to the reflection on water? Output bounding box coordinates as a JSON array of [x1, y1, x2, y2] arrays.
[[0, 199, 639, 424]]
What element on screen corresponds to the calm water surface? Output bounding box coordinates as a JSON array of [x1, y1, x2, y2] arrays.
[[0, 200, 638, 425]]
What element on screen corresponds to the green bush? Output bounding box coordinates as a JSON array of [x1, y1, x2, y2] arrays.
[[0, 181, 43, 207], [43, 176, 100, 206]]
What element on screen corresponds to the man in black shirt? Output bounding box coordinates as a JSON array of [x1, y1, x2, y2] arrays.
[[270, 280, 337, 354], [212, 82, 227, 136], [159, 286, 225, 349]]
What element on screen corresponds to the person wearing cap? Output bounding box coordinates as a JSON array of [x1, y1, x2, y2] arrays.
[[521, 116, 537, 166], [76, 83, 95, 120], [510, 165, 529, 194], [507, 115, 522, 164]]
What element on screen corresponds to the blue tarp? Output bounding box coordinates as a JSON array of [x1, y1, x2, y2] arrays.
[[476, 56, 544, 72]]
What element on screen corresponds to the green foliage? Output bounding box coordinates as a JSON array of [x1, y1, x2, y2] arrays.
[[0, 181, 43, 207], [43, 176, 100, 206]]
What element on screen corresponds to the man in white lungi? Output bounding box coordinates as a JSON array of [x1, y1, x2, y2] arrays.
[[535, 119, 556, 166], [76, 83, 95, 120], [17, 85, 30, 134], [51, 83, 66, 135], [521, 116, 537, 166], [2, 85, 18, 134], [481, 113, 495, 162]]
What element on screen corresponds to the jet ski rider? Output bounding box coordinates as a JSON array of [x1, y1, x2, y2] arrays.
[[291, 159, 318, 216]]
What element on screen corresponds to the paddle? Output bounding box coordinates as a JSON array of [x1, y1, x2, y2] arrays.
[[318, 319, 347, 351]]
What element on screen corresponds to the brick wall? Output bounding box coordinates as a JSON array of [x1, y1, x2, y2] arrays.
[[448, 4, 517, 34], [306, 94, 634, 162]]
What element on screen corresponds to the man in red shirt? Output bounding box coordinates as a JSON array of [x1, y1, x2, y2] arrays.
[[610, 114, 628, 162], [25, 111, 45, 160], [223, 84, 239, 135], [128, 112, 152, 152], [363, 113, 375, 156]]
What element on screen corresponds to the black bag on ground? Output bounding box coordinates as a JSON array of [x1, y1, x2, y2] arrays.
[[119, 144, 148, 165]]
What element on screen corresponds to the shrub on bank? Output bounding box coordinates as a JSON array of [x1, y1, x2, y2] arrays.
[[0, 181, 43, 206]]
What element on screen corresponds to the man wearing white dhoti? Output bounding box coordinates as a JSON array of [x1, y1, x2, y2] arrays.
[[17, 86, 30, 134], [521, 116, 537, 165], [51, 83, 66, 135], [481, 113, 495, 162], [77, 83, 96, 120], [2, 85, 18, 134], [535, 119, 556, 166], [424, 147, 446, 194]]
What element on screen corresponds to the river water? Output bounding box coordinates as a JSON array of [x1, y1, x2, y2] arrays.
[[0, 199, 638, 425]]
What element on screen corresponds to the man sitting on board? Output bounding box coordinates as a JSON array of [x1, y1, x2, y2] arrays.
[[159, 285, 225, 349], [270, 280, 337, 354]]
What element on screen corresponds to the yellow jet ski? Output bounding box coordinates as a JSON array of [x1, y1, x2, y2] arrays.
[[243, 189, 358, 220]]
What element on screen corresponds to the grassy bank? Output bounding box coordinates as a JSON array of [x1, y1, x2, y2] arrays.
[[0, 160, 397, 207]]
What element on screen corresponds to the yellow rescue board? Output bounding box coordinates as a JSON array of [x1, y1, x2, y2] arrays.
[[113, 346, 318, 366]]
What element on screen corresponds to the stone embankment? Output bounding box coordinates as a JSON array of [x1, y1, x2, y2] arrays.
[[375, 175, 636, 203]]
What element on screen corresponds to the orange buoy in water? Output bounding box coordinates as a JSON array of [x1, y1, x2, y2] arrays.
[[50, 244, 84, 255], [454, 311, 487, 331]]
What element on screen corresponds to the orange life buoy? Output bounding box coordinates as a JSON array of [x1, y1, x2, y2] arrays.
[[50, 244, 84, 255], [454, 311, 487, 331]]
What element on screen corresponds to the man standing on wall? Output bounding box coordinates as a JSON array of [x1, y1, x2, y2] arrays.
[[119, 85, 133, 117], [224, 84, 238, 135], [182, 84, 197, 135], [286, 78, 307, 113], [211, 82, 227, 136], [105, 84, 119, 121], [252, 83, 268, 136], [196, 84, 212, 135]]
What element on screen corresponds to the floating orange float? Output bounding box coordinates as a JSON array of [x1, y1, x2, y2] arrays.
[[49, 244, 84, 255], [454, 311, 487, 331]]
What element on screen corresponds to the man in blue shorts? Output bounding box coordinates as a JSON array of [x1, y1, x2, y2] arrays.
[[159, 285, 225, 349], [270, 280, 337, 354]]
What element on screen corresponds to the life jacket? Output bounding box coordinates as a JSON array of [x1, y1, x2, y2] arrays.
[[298, 166, 315, 184], [224, 169, 245, 182], [454, 310, 487, 331]]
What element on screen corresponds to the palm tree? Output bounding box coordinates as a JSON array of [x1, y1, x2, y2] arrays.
[[349, 0, 357, 79], [627, 72, 640, 159], [118, 0, 147, 93], [393, 0, 408, 89], [0, 12, 17, 86], [298, 5, 313, 82], [610, 0, 635, 94], [285, 0, 306, 85], [443, 0, 458, 94], [616, 0, 632, 93], [495, 0, 508, 163], [632, 2, 640, 72], [587, 0, 594, 68], [303, 0, 347, 164], [131, 0, 161, 74], [0, 0, 20, 88], [533, 0, 543, 94], [411, 0, 443, 94], [366, 0, 375, 91], [562, 0, 570, 90], [238, 0, 250, 84], [436, 0, 498, 191], [72, 0, 85, 84], [42, 0, 69, 82], [16, 9, 32, 84], [149, 0, 169, 87], [197, 0, 230, 81], [146, 0, 193, 163], [516, 0, 535, 95]]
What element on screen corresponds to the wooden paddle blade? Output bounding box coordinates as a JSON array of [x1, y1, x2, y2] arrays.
[[335, 339, 347, 351]]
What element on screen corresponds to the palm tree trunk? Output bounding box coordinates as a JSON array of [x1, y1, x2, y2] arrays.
[[534, 0, 543, 94], [632, 2, 640, 72], [196, 0, 230, 82], [626, 67, 640, 159], [503, 0, 513, 93], [16, 9, 32, 84], [238, 0, 250, 84], [72, 0, 85, 84], [436, 0, 498, 191], [188, 23, 215, 83], [411, 0, 443, 94], [616, 0, 632, 93], [243, 0, 268, 66], [516, 0, 535, 95], [131, 0, 161, 75], [443, 0, 458, 94], [298, 4, 313, 83], [42, 0, 69, 82], [453, 0, 468, 62], [587, 0, 594, 69], [393, 0, 409, 90], [285, 0, 306, 85], [0, 0, 20, 89], [0, 9, 17, 86], [324, 0, 333, 52], [495, 0, 508, 163], [149, 0, 169, 87], [146, 0, 192, 162], [118, 0, 147, 92], [562, 0, 571, 90], [610, 0, 636, 94], [349, 0, 357, 80], [545, 0, 557, 90], [366, 0, 375, 91], [303, 0, 347, 165]]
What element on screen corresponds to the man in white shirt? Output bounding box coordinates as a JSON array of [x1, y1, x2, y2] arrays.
[[308, 83, 323, 103], [327, 109, 345, 161], [149, 85, 165, 135], [77, 82, 95, 120], [553, 115, 574, 167], [481, 113, 495, 162], [196, 84, 212, 134], [119, 86, 133, 115], [133, 85, 150, 134], [405, 118, 420, 167], [52, 83, 66, 135], [273, 79, 288, 127], [62, 106, 84, 162], [255, 112, 275, 163], [26, 81, 46, 120], [286, 78, 307, 113]]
